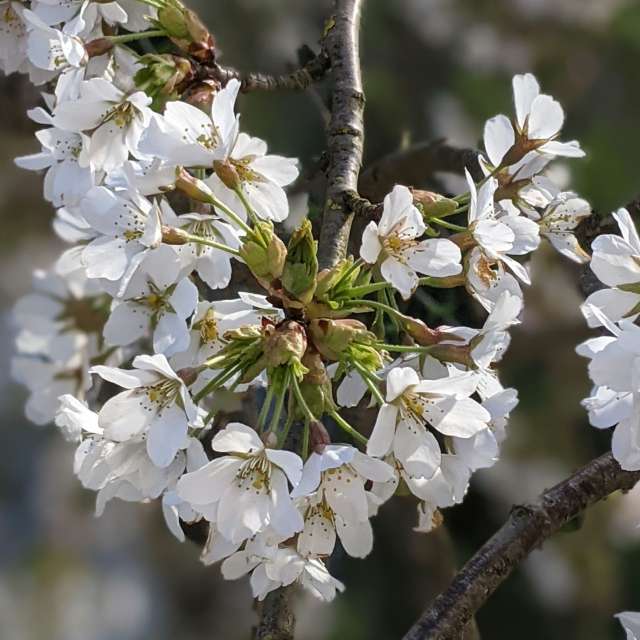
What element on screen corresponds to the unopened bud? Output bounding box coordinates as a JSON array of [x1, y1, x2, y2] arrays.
[[309, 318, 370, 361], [176, 367, 198, 386], [310, 420, 331, 453], [161, 225, 190, 245], [282, 219, 318, 304], [239, 221, 287, 285], [85, 37, 114, 58], [213, 160, 241, 190], [411, 189, 458, 218], [157, 2, 190, 39], [175, 167, 214, 202], [264, 321, 307, 369]]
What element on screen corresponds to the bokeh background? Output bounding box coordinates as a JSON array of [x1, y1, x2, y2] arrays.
[[2, 0, 640, 638]]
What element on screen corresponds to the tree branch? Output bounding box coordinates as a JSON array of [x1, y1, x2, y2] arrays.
[[402, 452, 640, 640], [253, 586, 296, 640], [317, 0, 366, 269], [358, 139, 482, 203], [204, 53, 330, 93]]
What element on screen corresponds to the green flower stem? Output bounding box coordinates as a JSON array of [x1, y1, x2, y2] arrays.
[[430, 217, 467, 232], [203, 194, 254, 238], [347, 298, 404, 320], [184, 234, 241, 256], [276, 408, 294, 449], [269, 368, 290, 435], [351, 361, 385, 405], [377, 343, 434, 354], [257, 383, 276, 431], [234, 187, 271, 248], [290, 374, 316, 423], [418, 275, 465, 288], [301, 418, 310, 460], [202, 353, 232, 369], [193, 361, 244, 403], [345, 281, 391, 297], [328, 409, 368, 446], [106, 29, 166, 44], [234, 187, 261, 228]]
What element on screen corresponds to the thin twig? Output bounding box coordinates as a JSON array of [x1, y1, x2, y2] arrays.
[[402, 452, 640, 640], [317, 0, 366, 269]]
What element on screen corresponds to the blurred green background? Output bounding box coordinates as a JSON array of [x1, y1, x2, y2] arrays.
[[2, 1, 640, 638]]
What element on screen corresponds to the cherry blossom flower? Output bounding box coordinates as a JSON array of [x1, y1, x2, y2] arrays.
[[15, 125, 93, 207], [53, 77, 153, 173], [221, 536, 344, 602], [292, 445, 394, 559], [177, 422, 304, 544], [483, 72, 584, 169], [103, 251, 198, 357], [206, 131, 299, 223], [360, 184, 462, 299], [79, 184, 163, 293], [368, 366, 490, 478], [466, 169, 539, 285], [90, 354, 200, 468], [0, 2, 30, 75], [140, 79, 240, 168], [582, 208, 640, 326]]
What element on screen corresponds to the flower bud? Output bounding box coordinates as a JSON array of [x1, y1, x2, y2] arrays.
[[176, 367, 198, 386], [309, 318, 371, 362], [411, 189, 458, 218], [309, 420, 331, 453], [264, 321, 307, 369], [85, 37, 114, 58], [299, 352, 333, 418], [239, 221, 287, 286], [157, 2, 190, 39], [174, 167, 214, 202], [213, 160, 241, 191], [161, 225, 190, 245], [281, 219, 318, 304], [134, 54, 193, 109]]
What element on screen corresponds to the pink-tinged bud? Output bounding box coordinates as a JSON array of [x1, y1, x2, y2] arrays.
[[161, 225, 190, 245], [85, 37, 114, 58], [174, 167, 214, 202], [310, 420, 331, 453], [401, 315, 464, 347], [213, 160, 241, 190], [176, 367, 198, 386]]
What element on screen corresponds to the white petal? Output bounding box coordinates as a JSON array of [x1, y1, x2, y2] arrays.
[[212, 422, 263, 454]]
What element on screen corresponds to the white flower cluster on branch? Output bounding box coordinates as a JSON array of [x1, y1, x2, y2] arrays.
[[4, 0, 591, 604]]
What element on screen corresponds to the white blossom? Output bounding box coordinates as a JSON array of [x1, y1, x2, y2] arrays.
[[360, 184, 462, 299], [90, 354, 200, 468], [177, 422, 304, 544]]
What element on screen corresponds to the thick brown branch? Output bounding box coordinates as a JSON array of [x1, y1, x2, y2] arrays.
[[253, 586, 296, 640], [205, 53, 330, 93], [402, 452, 640, 640], [317, 0, 366, 269]]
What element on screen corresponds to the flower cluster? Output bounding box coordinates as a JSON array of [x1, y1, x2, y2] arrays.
[[5, 3, 591, 603], [577, 209, 640, 470]]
